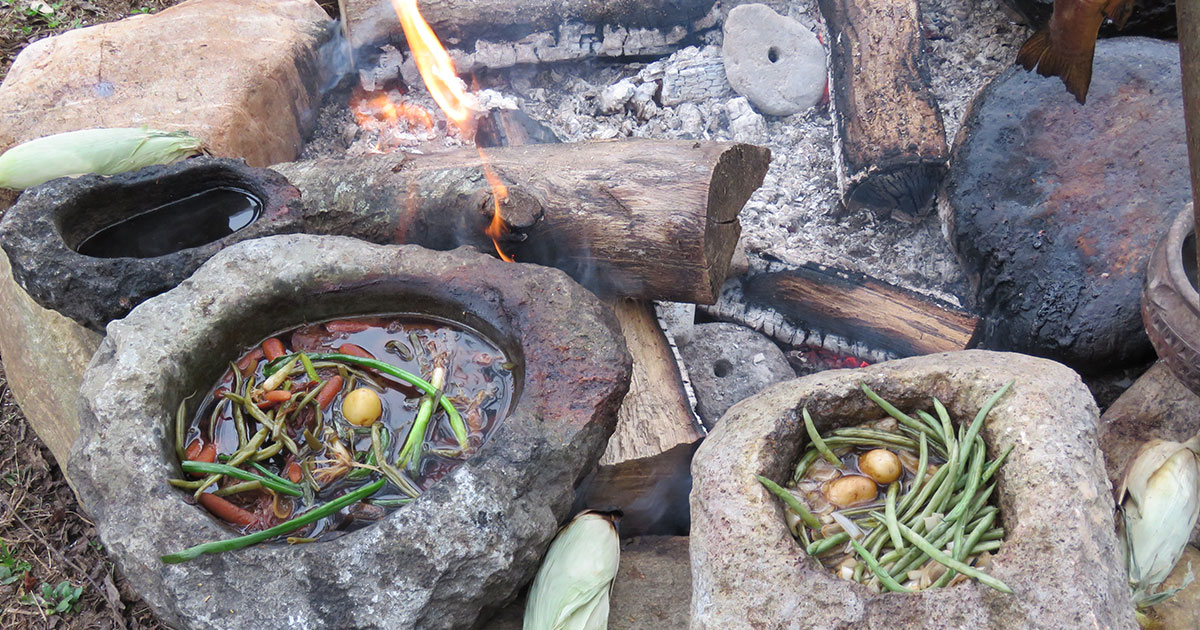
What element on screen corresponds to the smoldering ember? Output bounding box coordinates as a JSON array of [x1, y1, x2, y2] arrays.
[[0, 0, 1197, 627]]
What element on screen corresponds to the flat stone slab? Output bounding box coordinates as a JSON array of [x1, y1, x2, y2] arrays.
[[946, 38, 1187, 372], [0, 0, 329, 167], [68, 234, 631, 630], [690, 350, 1136, 630]]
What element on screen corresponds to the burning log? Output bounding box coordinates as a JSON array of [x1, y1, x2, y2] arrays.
[[274, 139, 771, 305], [817, 0, 950, 221], [704, 260, 980, 360], [346, 0, 718, 69]]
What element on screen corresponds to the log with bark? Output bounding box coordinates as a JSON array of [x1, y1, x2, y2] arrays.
[[346, 0, 718, 69], [817, 0, 949, 222], [273, 139, 771, 305], [703, 260, 979, 361]]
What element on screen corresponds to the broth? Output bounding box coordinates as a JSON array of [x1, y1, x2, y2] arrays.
[[175, 314, 515, 543]]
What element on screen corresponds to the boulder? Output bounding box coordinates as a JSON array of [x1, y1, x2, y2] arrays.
[[68, 235, 631, 630], [690, 350, 1137, 629], [1098, 361, 1200, 488], [0, 248, 100, 469], [0, 0, 330, 167], [946, 38, 1188, 373]]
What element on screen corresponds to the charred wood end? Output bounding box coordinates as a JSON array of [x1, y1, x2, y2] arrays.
[[846, 159, 948, 222]]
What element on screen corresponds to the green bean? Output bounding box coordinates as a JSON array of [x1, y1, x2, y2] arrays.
[[193, 428, 268, 498], [895, 521, 1011, 593], [385, 339, 414, 361], [302, 429, 323, 452], [945, 440, 985, 524], [756, 475, 820, 530], [806, 533, 849, 556], [980, 445, 1013, 483], [850, 539, 912, 593], [958, 381, 1012, 474], [791, 449, 820, 485], [828, 428, 921, 449], [181, 461, 303, 497], [373, 423, 420, 498], [898, 460, 950, 524], [230, 366, 248, 448], [162, 479, 386, 563], [885, 482, 905, 551], [803, 406, 840, 465], [252, 441, 283, 461], [175, 395, 193, 462], [861, 384, 940, 442], [931, 510, 997, 589], [299, 353, 319, 382], [366, 497, 414, 508], [213, 480, 263, 496], [348, 425, 389, 480], [267, 352, 467, 450], [248, 461, 301, 492]]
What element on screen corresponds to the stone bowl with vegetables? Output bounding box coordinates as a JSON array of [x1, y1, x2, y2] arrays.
[[67, 234, 631, 630], [689, 350, 1138, 630]]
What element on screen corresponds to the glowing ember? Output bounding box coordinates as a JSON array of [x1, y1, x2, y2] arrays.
[[350, 87, 435, 151], [391, 0, 513, 262]]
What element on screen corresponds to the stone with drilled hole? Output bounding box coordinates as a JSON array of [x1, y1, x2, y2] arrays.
[[722, 4, 825, 116], [677, 322, 792, 429]]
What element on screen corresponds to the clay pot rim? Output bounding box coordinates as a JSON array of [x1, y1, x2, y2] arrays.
[[67, 234, 629, 625]]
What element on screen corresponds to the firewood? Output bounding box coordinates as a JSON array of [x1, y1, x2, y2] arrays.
[[704, 260, 979, 359], [273, 139, 771, 305], [817, 0, 949, 222], [600, 299, 703, 467]]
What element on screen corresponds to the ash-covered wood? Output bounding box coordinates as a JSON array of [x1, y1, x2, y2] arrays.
[[706, 260, 978, 360], [346, 0, 717, 69], [275, 139, 770, 305], [818, 0, 949, 221]]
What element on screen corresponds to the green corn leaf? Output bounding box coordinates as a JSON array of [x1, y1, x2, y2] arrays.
[[0, 127, 204, 190]]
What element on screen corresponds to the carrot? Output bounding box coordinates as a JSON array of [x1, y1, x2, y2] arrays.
[[184, 441, 217, 477], [197, 493, 258, 527], [284, 460, 302, 484], [316, 375, 344, 410], [325, 319, 372, 333], [257, 390, 293, 408], [236, 348, 264, 377], [185, 440, 203, 461], [337, 343, 375, 360], [262, 338, 287, 361]]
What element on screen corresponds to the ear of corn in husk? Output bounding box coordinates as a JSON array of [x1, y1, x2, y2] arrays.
[[1117, 435, 1200, 608], [0, 127, 205, 190], [523, 510, 620, 630]]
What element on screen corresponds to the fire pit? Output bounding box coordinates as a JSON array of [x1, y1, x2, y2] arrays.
[[67, 234, 631, 629]]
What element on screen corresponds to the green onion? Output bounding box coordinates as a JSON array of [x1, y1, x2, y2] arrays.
[[180, 461, 303, 497], [161, 479, 385, 564]]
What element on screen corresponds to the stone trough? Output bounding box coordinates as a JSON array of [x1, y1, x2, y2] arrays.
[[690, 351, 1137, 630], [67, 234, 631, 629]]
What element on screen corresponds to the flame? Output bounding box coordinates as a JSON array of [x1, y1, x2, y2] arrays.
[[391, 0, 513, 262], [351, 89, 434, 134], [390, 0, 472, 126]]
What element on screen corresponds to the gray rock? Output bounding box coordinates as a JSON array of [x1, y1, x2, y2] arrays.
[[726, 97, 767, 143], [947, 38, 1187, 373], [0, 158, 305, 331], [68, 235, 631, 630], [690, 350, 1137, 630], [677, 322, 792, 429], [722, 4, 825, 116], [599, 79, 637, 114]]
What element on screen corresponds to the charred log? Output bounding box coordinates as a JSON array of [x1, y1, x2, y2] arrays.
[[817, 0, 949, 221], [274, 139, 771, 305]]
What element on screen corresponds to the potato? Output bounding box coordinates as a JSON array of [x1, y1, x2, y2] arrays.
[[342, 388, 383, 426], [859, 449, 902, 484], [824, 474, 878, 507]]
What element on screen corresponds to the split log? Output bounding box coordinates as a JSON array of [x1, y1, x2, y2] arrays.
[[817, 0, 949, 222], [346, 0, 717, 69], [704, 260, 979, 360], [600, 299, 703, 467], [273, 139, 771, 305]]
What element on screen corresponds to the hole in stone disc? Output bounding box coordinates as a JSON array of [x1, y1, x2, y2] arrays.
[[767, 47, 781, 63], [714, 359, 733, 377], [1185, 232, 1196, 291], [74, 186, 263, 259]]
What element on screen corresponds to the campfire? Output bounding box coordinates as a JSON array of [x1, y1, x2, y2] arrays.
[[0, 0, 1195, 628]]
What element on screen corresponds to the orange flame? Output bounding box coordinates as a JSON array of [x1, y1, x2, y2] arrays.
[[390, 0, 472, 126], [391, 0, 513, 261]]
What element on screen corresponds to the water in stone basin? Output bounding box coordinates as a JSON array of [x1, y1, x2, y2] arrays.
[[173, 314, 515, 544], [75, 186, 262, 258]]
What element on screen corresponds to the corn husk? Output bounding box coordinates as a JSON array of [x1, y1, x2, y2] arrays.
[[1117, 436, 1200, 607], [0, 127, 205, 190], [524, 510, 620, 630]]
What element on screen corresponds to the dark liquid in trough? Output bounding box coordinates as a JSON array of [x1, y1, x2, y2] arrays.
[[75, 186, 262, 258]]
